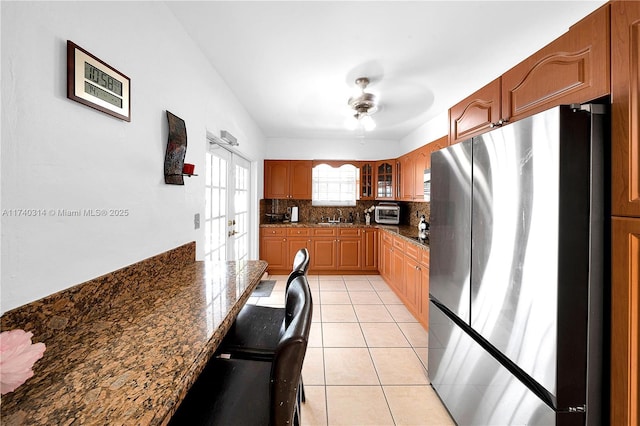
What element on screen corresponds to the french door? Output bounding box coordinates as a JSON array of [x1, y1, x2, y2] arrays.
[[204, 146, 251, 262]]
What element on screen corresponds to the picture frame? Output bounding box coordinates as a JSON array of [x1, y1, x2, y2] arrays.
[[67, 40, 131, 121]]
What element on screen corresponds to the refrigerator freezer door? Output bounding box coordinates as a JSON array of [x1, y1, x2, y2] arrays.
[[429, 139, 473, 324]]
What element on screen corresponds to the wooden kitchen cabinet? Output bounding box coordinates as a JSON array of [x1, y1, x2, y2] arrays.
[[311, 228, 337, 271], [376, 161, 395, 199], [397, 140, 442, 201], [379, 231, 393, 281], [418, 245, 430, 330], [610, 3, 640, 425], [287, 228, 311, 268], [264, 160, 312, 199], [449, 4, 610, 145], [611, 216, 640, 426], [501, 4, 610, 123], [449, 78, 502, 144], [611, 0, 640, 217], [360, 162, 375, 200], [398, 153, 416, 201], [362, 228, 378, 271], [391, 236, 406, 294], [260, 228, 288, 272], [377, 229, 429, 330], [337, 228, 362, 270], [403, 243, 421, 313]]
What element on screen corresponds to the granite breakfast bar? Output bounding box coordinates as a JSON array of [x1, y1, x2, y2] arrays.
[[0, 242, 268, 425]]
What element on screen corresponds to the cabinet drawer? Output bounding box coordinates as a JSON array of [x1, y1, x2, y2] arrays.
[[262, 228, 286, 237], [313, 228, 337, 237], [287, 228, 311, 236], [338, 228, 361, 237], [381, 231, 393, 244], [420, 248, 430, 267], [404, 242, 419, 260], [393, 236, 405, 250]]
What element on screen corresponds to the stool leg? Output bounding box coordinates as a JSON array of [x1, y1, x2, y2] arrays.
[[300, 376, 306, 403]]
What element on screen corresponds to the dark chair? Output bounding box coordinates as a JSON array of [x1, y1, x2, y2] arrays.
[[217, 248, 310, 360], [169, 275, 313, 426]]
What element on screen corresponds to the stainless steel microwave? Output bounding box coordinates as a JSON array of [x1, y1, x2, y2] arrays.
[[374, 203, 400, 224]]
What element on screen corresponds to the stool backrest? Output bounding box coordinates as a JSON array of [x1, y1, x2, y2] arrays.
[[270, 275, 312, 425], [285, 248, 310, 290]]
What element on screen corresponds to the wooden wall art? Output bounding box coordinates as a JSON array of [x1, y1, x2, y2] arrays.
[[164, 111, 187, 185]]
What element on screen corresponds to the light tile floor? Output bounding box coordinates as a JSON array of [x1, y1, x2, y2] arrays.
[[251, 274, 455, 426]]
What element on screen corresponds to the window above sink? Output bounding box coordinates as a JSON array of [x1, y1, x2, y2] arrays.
[[312, 163, 359, 206]]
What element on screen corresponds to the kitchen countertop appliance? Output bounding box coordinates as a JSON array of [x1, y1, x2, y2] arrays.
[[374, 202, 400, 224], [428, 104, 606, 425]]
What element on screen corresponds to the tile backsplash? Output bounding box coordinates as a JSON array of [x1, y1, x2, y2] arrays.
[[260, 199, 430, 227]]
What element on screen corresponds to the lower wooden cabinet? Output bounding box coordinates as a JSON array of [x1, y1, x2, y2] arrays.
[[611, 216, 640, 426], [260, 228, 288, 271], [260, 226, 375, 274], [362, 228, 378, 271], [378, 229, 430, 330], [260, 226, 429, 330]]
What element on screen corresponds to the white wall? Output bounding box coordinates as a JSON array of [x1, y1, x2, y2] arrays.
[[398, 111, 449, 153], [1, 1, 266, 313], [265, 137, 401, 161]]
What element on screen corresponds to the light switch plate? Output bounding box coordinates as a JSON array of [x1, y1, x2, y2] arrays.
[[194, 213, 200, 229]]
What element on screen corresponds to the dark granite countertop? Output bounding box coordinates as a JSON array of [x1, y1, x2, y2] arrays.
[[0, 260, 268, 426]]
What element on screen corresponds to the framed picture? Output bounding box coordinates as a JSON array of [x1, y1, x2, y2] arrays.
[[67, 40, 131, 121]]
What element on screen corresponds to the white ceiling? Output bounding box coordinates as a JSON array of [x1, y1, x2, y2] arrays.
[[166, 1, 607, 141]]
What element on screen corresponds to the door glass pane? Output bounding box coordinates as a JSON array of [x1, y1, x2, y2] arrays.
[[205, 146, 251, 263]]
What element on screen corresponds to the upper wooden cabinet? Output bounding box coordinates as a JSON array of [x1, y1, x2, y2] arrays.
[[449, 5, 610, 145], [397, 136, 447, 201], [449, 78, 502, 144], [502, 4, 610, 123], [264, 160, 312, 199], [360, 162, 375, 200], [610, 2, 640, 425], [375, 161, 395, 199], [611, 0, 640, 217]]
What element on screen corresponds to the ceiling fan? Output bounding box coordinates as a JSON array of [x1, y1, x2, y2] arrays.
[[347, 77, 378, 131]]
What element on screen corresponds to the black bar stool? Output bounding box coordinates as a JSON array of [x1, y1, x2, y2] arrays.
[[169, 275, 313, 426]]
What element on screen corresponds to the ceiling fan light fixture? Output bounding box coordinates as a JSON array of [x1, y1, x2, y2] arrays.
[[347, 77, 378, 132]]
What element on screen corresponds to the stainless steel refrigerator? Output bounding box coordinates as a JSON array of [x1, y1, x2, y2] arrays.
[[428, 104, 606, 426]]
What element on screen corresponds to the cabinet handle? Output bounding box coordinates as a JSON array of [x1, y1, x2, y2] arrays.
[[490, 118, 509, 128]]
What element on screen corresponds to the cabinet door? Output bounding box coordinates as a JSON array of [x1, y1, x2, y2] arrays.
[[287, 237, 310, 270], [337, 238, 362, 270], [260, 236, 288, 271], [380, 235, 393, 280], [376, 161, 395, 199], [399, 154, 415, 201], [362, 229, 378, 271], [611, 1, 640, 217], [449, 78, 502, 145], [264, 160, 290, 199], [311, 238, 336, 270], [611, 216, 640, 426], [391, 245, 405, 294], [425, 136, 449, 169], [501, 4, 610, 124], [404, 257, 420, 312], [360, 162, 375, 200], [290, 161, 312, 200], [419, 264, 429, 330], [413, 148, 429, 201]]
